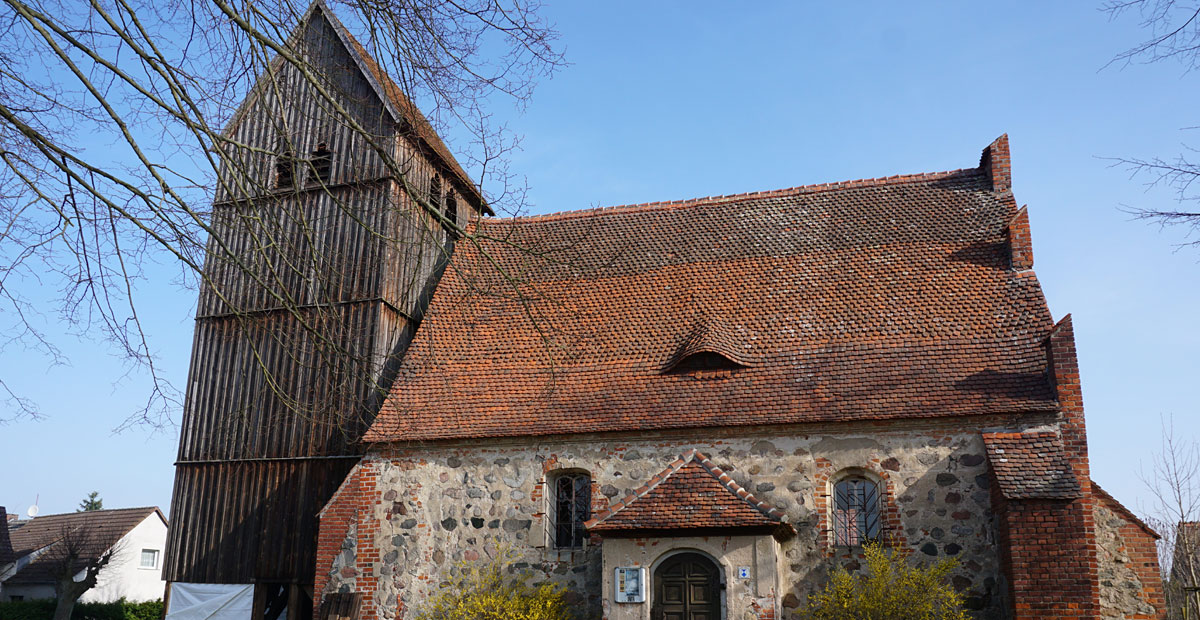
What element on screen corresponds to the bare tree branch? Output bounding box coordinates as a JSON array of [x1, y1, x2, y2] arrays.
[[1139, 416, 1200, 618], [1104, 1, 1200, 248], [44, 522, 120, 620], [0, 0, 565, 428]]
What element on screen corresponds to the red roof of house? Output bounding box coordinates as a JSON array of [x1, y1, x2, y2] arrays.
[[585, 450, 790, 535], [365, 136, 1058, 442], [983, 432, 1082, 500]]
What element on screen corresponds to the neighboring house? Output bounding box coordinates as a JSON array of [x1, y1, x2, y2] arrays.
[[1166, 522, 1200, 616], [0, 506, 168, 603], [162, 3, 1167, 620]]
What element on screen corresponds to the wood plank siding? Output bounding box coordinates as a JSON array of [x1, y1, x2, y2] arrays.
[[165, 4, 481, 587]]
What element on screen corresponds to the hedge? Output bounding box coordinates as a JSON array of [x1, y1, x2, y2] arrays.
[[0, 599, 163, 620]]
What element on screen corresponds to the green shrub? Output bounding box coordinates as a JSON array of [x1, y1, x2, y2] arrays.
[[0, 599, 53, 620], [802, 543, 969, 620], [414, 549, 571, 620], [0, 598, 162, 620]]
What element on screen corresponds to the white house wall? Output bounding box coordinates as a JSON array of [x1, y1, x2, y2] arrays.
[[79, 513, 168, 603]]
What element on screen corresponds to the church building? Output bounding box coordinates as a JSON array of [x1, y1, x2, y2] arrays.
[[163, 3, 1166, 620]]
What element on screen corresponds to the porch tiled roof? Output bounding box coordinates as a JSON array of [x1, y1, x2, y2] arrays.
[[585, 450, 792, 535]]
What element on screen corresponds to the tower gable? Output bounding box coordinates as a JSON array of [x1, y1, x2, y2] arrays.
[[216, 0, 483, 210]]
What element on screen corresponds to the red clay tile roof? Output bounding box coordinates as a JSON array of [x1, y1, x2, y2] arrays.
[[3, 507, 164, 585], [365, 138, 1059, 442], [983, 432, 1082, 500], [585, 450, 791, 535]]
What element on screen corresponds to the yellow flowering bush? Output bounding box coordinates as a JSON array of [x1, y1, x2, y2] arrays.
[[802, 543, 969, 620], [414, 549, 572, 620]]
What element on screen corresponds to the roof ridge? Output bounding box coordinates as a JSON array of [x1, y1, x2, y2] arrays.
[[26, 506, 158, 519], [489, 167, 983, 225]]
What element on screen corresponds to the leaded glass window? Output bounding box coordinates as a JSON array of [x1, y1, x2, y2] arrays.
[[833, 477, 880, 546], [554, 472, 591, 548]]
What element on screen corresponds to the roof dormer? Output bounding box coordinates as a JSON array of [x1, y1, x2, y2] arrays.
[[663, 317, 759, 379]]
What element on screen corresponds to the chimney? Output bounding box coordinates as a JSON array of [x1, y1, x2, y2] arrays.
[[979, 134, 1012, 193], [1007, 205, 1034, 270], [0, 506, 13, 566]]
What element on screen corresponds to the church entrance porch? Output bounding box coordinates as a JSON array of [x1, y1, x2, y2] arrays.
[[584, 450, 793, 620]]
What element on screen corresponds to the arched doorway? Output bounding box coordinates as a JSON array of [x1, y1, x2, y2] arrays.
[[653, 552, 722, 620]]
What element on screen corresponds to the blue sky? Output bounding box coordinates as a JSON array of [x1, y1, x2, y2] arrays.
[[1, 2, 1197, 520]]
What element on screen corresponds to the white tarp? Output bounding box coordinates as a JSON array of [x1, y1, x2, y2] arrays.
[[166, 583, 255, 620]]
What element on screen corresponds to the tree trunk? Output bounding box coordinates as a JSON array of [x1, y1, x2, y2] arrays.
[[52, 595, 77, 620], [54, 576, 88, 620], [53, 590, 78, 618]]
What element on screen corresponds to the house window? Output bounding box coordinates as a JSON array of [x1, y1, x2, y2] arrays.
[[552, 472, 591, 548], [833, 476, 880, 546], [275, 151, 295, 189], [310, 143, 332, 184], [140, 548, 160, 569]]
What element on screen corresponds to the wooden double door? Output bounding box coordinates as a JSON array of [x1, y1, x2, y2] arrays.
[[653, 553, 721, 620]]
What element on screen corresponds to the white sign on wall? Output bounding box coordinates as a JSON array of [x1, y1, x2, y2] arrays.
[[737, 566, 751, 580], [615, 567, 646, 603]]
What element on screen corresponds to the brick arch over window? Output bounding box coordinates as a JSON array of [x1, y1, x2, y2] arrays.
[[831, 473, 881, 547], [813, 461, 905, 556]]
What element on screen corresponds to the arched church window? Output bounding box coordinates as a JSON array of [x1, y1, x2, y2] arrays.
[[552, 471, 591, 548], [833, 476, 880, 546]]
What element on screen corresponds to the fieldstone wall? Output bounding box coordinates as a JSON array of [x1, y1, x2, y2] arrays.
[[318, 421, 1019, 620], [1093, 488, 1165, 619]]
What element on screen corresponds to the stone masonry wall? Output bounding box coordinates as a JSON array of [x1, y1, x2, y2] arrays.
[[1094, 488, 1165, 619], [317, 419, 1032, 620]]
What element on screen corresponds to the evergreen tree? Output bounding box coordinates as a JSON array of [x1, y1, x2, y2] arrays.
[[77, 492, 102, 512]]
